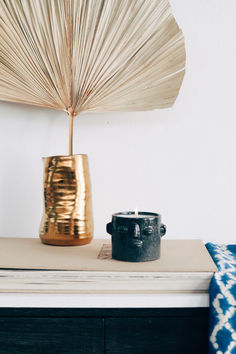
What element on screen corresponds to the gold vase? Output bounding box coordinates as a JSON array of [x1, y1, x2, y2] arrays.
[[39, 154, 93, 246]]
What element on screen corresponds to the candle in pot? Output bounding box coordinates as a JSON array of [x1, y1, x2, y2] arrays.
[[116, 210, 157, 218], [106, 211, 166, 262]]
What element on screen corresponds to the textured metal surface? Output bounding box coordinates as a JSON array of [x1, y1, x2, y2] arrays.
[[40, 154, 93, 246]]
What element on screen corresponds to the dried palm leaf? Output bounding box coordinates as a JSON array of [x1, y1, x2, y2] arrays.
[[0, 0, 185, 154]]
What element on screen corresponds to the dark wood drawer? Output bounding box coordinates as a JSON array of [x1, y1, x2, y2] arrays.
[[0, 308, 209, 354], [105, 312, 209, 354], [0, 317, 104, 354]]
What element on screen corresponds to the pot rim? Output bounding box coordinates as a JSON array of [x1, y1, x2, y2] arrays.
[[112, 211, 160, 218]]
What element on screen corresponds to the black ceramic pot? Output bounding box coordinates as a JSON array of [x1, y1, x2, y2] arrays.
[[106, 212, 166, 262]]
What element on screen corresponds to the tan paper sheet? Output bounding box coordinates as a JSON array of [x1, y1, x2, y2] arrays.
[[0, 238, 216, 272]]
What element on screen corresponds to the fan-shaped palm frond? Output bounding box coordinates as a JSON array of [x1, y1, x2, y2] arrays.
[[0, 0, 185, 154]]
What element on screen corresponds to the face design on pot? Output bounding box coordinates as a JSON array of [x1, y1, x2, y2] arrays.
[[116, 218, 159, 250]]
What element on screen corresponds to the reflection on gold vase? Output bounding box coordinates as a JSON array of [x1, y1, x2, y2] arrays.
[[39, 154, 93, 246]]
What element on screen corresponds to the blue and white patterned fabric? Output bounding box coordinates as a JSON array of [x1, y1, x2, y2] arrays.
[[206, 243, 236, 354]]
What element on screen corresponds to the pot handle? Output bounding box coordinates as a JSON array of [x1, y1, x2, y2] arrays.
[[106, 222, 113, 235], [160, 224, 166, 237]]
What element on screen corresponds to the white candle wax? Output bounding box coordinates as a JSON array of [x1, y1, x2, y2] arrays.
[[117, 213, 155, 218]]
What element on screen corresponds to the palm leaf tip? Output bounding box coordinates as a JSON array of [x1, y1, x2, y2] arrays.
[[0, 0, 185, 116]]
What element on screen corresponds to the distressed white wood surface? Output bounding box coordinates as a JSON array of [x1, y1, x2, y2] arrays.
[[0, 270, 213, 294]]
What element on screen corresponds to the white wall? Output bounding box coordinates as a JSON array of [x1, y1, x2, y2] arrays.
[[0, 0, 235, 243]]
